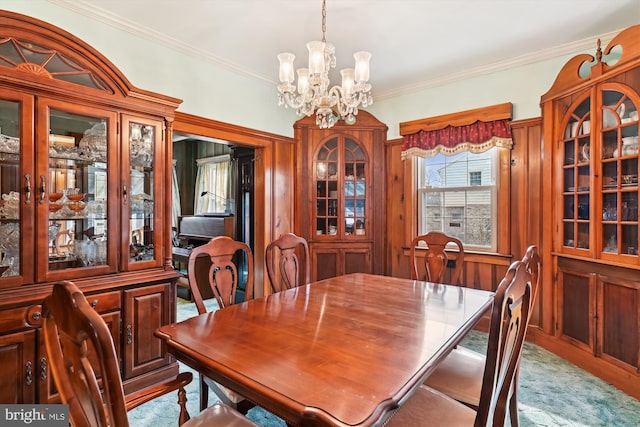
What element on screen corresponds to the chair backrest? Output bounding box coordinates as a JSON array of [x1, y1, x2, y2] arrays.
[[521, 245, 541, 316], [474, 260, 532, 427], [187, 235, 255, 313], [265, 232, 310, 293], [42, 281, 130, 427], [410, 231, 465, 285]]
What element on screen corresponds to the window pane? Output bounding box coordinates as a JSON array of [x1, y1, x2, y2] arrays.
[[418, 148, 498, 251]]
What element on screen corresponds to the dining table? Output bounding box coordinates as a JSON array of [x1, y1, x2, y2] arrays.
[[155, 272, 494, 427]]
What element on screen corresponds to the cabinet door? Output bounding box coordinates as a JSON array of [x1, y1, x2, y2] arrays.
[[0, 330, 36, 403], [0, 89, 35, 285], [556, 268, 596, 353], [314, 136, 370, 238], [311, 243, 372, 281], [35, 98, 118, 282], [122, 283, 172, 379], [121, 115, 165, 271], [596, 275, 639, 372], [558, 85, 640, 264], [598, 85, 639, 263]]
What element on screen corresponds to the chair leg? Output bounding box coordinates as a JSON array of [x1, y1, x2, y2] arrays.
[[236, 399, 254, 415], [177, 387, 190, 425], [199, 374, 209, 412], [509, 377, 520, 427]]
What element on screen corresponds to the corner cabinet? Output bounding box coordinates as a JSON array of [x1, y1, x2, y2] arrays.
[[541, 25, 640, 398], [294, 111, 387, 281], [0, 11, 181, 403]]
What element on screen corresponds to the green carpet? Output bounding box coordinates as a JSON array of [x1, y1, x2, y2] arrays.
[[128, 298, 640, 426]]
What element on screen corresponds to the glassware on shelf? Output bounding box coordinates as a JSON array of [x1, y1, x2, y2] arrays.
[[0, 222, 19, 276], [0, 191, 19, 219], [78, 121, 107, 161]]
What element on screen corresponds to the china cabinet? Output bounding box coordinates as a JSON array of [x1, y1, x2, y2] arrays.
[[294, 111, 387, 281], [0, 11, 181, 403], [541, 25, 640, 395]]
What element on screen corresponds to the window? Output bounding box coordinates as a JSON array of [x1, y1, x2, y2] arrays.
[[469, 171, 482, 186], [417, 148, 498, 251], [194, 155, 232, 214]]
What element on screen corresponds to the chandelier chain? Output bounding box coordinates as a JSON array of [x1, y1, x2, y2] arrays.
[[321, 0, 327, 43]]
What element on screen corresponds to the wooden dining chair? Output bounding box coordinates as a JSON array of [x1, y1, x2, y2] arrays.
[[42, 280, 258, 427], [265, 232, 310, 293], [422, 245, 540, 427], [386, 258, 533, 427], [186, 235, 256, 413], [410, 231, 464, 285]]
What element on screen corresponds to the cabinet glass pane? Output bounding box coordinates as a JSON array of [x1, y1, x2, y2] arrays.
[[128, 122, 155, 263], [0, 100, 20, 277], [48, 109, 108, 271]]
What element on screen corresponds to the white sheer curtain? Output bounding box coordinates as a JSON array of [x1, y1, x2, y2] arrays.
[[171, 159, 181, 232], [194, 155, 231, 214]]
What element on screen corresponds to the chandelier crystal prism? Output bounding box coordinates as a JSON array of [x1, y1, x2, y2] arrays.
[[277, 0, 373, 128]]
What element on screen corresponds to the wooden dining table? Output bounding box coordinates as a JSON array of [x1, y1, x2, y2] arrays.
[[156, 272, 494, 427]]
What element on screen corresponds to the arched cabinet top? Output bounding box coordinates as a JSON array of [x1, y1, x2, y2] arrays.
[[0, 10, 181, 112], [542, 24, 640, 102]]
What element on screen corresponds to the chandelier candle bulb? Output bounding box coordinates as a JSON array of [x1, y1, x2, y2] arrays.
[[341, 69, 355, 96], [276, 0, 373, 128], [354, 51, 371, 82], [278, 53, 295, 83]]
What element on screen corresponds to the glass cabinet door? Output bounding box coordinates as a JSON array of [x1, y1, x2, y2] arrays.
[[343, 138, 366, 237], [39, 101, 118, 281], [562, 96, 591, 252], [560, 85, 639, 260], [0, 93, 34, 283], [314, 136, 368, 238], [316, 138, 339, 236], [122, 115, 163, 270], [599, 87, 639, 258]]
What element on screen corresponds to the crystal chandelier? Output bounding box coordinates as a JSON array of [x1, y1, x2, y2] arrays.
[[277, 0, 373, 128]]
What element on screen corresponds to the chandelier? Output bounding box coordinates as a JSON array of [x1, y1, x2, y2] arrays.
[[277, 0, 373, 128]]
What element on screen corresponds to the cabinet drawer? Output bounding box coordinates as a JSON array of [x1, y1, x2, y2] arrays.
[[84, 290, 121, 314], [0, 305, 43, 332]]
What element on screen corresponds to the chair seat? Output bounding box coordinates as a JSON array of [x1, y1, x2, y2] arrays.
[[423, 346, 484, 407], [387, 385, 476, 426], [183, 403, 258, 427]]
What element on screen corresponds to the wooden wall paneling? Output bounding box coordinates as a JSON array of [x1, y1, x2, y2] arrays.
[[510, 118, 544, 326]]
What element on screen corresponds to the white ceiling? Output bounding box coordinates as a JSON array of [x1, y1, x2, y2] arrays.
[[53, 0, 639, 100]]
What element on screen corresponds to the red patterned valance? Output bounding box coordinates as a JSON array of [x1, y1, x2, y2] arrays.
[[401, 119, 513, 160]]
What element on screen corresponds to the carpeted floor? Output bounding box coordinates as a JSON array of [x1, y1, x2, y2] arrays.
[[128, 298, 640, 427]]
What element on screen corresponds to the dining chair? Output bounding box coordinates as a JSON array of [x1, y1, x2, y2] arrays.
[[186, 235, 256, 413], [387, 258, 533, 427], [410, 231, 464, 285], [265, 232, 310, 293], [42, 280, 258, 427], [422, 245, 540, 427]]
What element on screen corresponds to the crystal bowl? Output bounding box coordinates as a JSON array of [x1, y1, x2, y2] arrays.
[[67, 193, 85, 203], [68, 203, 86, 213], [48, 203, 63, 212]]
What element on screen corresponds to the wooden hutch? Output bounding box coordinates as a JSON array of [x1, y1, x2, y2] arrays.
[[540, 25, 640, 399], [0, 11, 181, 403], [294, 111, 387, 281]]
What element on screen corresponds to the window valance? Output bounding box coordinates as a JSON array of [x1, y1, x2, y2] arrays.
[[401, 119, 513, 159], [399, 102, 513, 160]]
